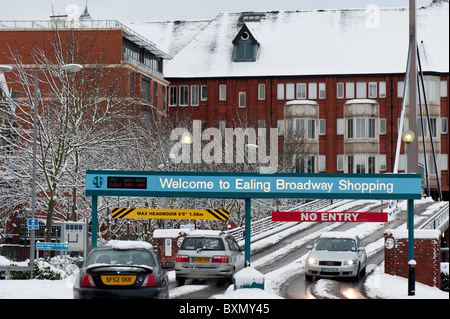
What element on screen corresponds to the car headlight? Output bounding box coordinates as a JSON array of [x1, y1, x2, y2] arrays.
[[344, 259, 356, 265], [307, 257, 317, 265]]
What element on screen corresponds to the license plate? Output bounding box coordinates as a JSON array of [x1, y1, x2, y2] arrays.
[[192, 257, 210, 263], [101, 275, 136, 285], [321, 268, 338, 272]]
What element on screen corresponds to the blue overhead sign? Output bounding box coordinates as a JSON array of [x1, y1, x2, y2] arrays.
[[86, 171, 421, 200]]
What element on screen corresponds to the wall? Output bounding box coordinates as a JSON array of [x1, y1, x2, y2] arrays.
[[384, 229, 441, 288]]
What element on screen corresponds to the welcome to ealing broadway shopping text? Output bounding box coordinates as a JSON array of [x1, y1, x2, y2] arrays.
[[158, 177, 395, 194]]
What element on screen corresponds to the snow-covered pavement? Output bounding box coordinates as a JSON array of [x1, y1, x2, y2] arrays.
[[0, 198, 448, 299]]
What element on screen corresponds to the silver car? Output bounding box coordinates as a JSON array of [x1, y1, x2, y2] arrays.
[[175, 230, 245, 285], [305, 232, 367, 281]]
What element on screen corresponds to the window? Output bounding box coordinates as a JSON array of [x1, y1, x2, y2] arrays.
[[307, 119, 316, 139], [346, 82, 355, 99], [337, 155, 344, 171], [428, 80, 437, 102], [201, 85, 208, 101], [258, 84, 266, 100], [337, 83, 344, 99], [348, 155, 354, 173], [179, 85, 189, 106], [236, 41, 254, 61], [397, 81, 405, 98], [379, 82, 386, 98], [307, 155, 316, 173], [355, 154, 366, 173], [219, 84, 227, 101], [277, 119, 284, 136], [297, 83, 307, 99], [319, 83, 326, 99], [442, 154, 448, 171], [347, 119, 354, 138], [368, 118, 376, 138], [368, 82, 377, 98], [337, 119, 344, 135], [169, 86, 177, 106], [142, 78, 150, 103], [356, 118, 366, 138], [319, 155, 326, 171], [368, 156, 376, 174], [379, 154, 386, 171], [308, 83, 317, 99], [286, 83, 295, 100], [319, 119, 326, 135], [239, 92, 246, 108], [379, 118, 386, 135], [442, 118, 448, 134], [440, 81, 448, 97], [277, 83, 284, 100], [191, 85, 199, 106], [294, 118, 305, 138], [356, 82, 367, 98]]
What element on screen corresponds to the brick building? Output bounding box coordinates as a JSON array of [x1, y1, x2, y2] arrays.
[[129, 0, 449, 200]]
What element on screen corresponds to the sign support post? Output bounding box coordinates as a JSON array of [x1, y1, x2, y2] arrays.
[[244, 198, 251, 266], [91, 196, 98, 249]]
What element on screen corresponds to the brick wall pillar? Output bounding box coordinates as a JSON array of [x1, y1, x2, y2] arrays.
[[384, 229, 441, 288]]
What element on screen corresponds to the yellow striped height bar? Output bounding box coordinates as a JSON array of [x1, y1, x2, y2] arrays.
[[112, 208, 229, 220]]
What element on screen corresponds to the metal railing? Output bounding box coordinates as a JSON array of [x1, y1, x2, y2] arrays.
[[0, 266, 33, 280], [227, 199, 339, 242], [418, 202, 449, 231]]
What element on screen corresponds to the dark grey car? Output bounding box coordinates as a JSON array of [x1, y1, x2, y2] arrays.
[[73, 240, 173, 299]]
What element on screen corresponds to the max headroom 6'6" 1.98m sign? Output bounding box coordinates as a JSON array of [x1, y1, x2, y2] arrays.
[[86, 171, 422, 200]]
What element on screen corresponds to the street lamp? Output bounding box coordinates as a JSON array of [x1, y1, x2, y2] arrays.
[[0, 63, 83, 276], [402, 129, 416, 296], [181, 132, 193, 226]]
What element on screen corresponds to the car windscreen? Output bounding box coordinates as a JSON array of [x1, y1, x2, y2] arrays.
[[315, 238, 357, 252], [180, 237, 225, 251], [86, 249, 156, 267]]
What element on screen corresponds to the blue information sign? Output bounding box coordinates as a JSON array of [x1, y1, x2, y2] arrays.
[[86, 171, 422, 200], [36, 242, 69, 251], [27, 218, 39, 230]]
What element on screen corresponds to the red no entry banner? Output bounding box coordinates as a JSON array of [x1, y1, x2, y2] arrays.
[[272, 211, 388, 223]]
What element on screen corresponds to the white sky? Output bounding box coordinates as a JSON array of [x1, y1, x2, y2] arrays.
[[0, 0, 434, 21]]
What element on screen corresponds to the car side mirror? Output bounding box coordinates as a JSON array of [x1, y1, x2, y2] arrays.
[[164, 261, 175, 269], [306, 245, 313, 250]]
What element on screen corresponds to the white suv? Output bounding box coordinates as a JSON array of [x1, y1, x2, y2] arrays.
[[175, 230, 245, 285]]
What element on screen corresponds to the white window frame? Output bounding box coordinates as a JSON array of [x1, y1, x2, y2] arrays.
[[277, 83, 285, 100], [356, 82, 367, 99], [379, 82, 386, 98], [191, 85, 199, 106], [297, 83, 307, 99], [201, 85, 208, 101], [337, 83, 344, 99], [368, 82, 377, 98], [219, 84, 227, 101], [308, 83, 317, 99], [258, 83, 266, 100], [286, 83, 295, 100], [179, 85, 189, 106], [239, 91, 246, 108], [319, 155, 326, 172], [319, 83, 326, 99], [346, 82, 355, 99]]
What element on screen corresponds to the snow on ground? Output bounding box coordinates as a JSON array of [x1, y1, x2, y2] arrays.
[[0, 198, 448, 299]]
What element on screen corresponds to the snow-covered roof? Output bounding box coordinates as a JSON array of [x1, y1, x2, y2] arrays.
[[126, 1, 449, 78]]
